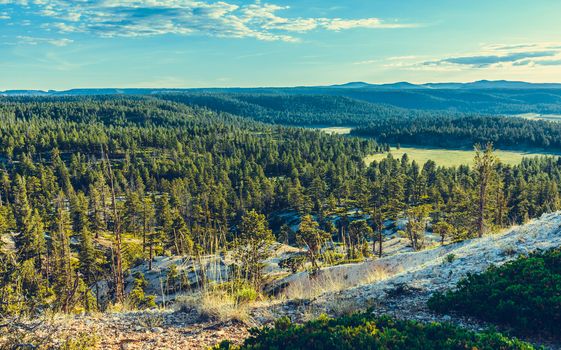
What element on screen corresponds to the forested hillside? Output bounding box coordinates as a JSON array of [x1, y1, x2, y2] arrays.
[[1, 96, 561, 318], [159, 92, 414, 126], [160, 92, 561, 151], [6, 83, 561, 115], [351, 114, 561, 150], [0, 96, 381, 314], [313, 87, 561, 114]]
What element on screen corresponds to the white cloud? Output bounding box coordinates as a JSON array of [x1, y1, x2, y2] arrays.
[[17, 35, 74, 46], [321, 18, 415, 31], [50, 22, 82, 33], [5, 0, 415, 42], [0, 12, 10, 19], [390, 43, 561, 71], [353, 59, 379, 65]]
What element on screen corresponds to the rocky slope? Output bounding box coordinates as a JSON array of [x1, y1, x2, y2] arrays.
[[3, 212, 561, 349]]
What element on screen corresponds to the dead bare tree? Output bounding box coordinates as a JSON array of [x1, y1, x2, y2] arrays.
[[101, 145, 125, 304]]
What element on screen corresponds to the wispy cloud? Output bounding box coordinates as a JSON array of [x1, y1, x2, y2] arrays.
[[390, 43, 561, 70], [1, 0, 416, 42], [0, 11, 10, 20], [17, 36, 74, 47], [433, 51, 557, 68]]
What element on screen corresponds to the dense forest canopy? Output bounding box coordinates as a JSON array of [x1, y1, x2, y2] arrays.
[[1, 95, 561, 316], [158, 92, 561, 151], [158, 92, 418, 126], [351, 114, 561, 150]]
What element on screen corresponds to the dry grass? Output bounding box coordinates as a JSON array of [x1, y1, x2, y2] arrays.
[[282, 263, 394, 300], [137, 312, 165, 328], [176, 290, 250, 323], [106, 299, 143, 313], [328, 297, 379, 317]]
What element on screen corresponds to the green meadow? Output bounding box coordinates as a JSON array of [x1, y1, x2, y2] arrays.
[[364, 146, 561, 167]]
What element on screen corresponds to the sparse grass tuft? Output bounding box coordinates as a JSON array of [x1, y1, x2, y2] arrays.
[[176, 290, 251, 323], [137, 312, 165, 328], [282, 264, 392, 300]]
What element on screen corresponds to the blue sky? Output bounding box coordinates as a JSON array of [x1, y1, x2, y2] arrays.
[[1, 0, 561, 90]]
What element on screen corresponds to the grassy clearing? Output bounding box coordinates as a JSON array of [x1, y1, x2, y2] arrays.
[[515, 113, 561, 122], [306, 126, 353, 135], [364, 146, 561, 167], [317, 126, 353, 135], [309, 126, 560, 166]]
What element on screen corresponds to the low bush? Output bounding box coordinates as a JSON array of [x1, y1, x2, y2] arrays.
[[127, 272, 157, 309], [214, 313, 540, 349], [234, 284, 259, 304], [278, 255, 306, 273], [445, 253, 456, 263], [428, 248, 561, 337]]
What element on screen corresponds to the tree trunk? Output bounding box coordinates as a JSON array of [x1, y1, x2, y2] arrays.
[[478, 180, 487, 238], [103, 146, 125, 303], [149, 244, 153, 271], [378, 229, 383, 257]]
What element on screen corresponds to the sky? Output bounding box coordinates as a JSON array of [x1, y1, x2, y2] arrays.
[[1, 0, 561, 90]]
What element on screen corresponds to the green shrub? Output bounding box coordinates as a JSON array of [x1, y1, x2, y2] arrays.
[[320, 250, 345, 264], [445, 253, 456, 263], [60, 333, 99, 350], [214, 313, 540, 350], [234, 284, 259, 304], [429, 248, 561, 337], [128, 272, 157, 309], [279, 255, 306, 273]]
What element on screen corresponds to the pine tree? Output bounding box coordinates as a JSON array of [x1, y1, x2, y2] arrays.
[[157, 193, 174, 251], [72, 193, 98, 288], [51, 192, 77, 313], [433, 220, 453, 245], [141, 195, 156, 254], [0, 170, 10, 206], [102, 146, 125, 304], [124, 189, 143, 235], [0, 206, 8, 243], [171, 212, 194, 256], [405, 204, 431, 251], [347, 220, 372, 259], [235, 209, 275, 288], [297, 215, 329, 274], [51, 148, 74, 196], [474, 143, 499, 237], [146, 230, 164, 271], [89, 179, 108, 239], [13, 175, 32, 236]]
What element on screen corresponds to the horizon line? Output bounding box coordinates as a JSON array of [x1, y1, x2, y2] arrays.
[[3, 79, 561, 93]]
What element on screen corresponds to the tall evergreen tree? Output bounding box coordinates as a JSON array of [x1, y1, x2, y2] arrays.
[[474, 143, 499, 238], [235, 209, 275, 288]]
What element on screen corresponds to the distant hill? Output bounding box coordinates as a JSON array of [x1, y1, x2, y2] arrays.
[[422, 80, 561, 90], [4, 80, 561, 97], [3, 80, 561, 115], [327, 80, 561, 90]]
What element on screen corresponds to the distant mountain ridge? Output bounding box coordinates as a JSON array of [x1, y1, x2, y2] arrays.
[[3, 80, 561, 96], [328, 80, 561, 90]]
